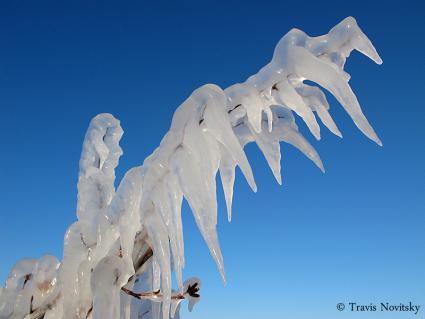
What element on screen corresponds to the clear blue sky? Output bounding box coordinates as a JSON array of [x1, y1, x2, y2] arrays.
[[0, 1, 424, 318]]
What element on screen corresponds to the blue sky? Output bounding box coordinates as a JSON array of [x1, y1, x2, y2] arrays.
[[0, 1, 424, 318]]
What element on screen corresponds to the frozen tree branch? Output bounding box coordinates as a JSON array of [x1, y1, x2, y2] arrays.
[[0, 16, 382, 319], [121, 281, 200, 302]]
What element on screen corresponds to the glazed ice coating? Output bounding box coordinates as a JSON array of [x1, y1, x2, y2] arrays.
[[0, 16, 381, 319]]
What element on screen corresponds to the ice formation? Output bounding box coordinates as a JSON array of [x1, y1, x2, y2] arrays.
[[0, 17, 382, 319]]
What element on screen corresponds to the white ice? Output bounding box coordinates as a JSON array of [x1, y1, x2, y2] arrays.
[[0, 16, 381, 319]]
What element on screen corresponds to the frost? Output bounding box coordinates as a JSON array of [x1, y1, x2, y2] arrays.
[[0, 16, 381, 319]]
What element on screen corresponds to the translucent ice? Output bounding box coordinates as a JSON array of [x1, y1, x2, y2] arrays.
[[0, 17, 381, 319]]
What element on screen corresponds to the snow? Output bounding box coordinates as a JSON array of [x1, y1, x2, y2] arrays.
[[0, 16, 381, 319]]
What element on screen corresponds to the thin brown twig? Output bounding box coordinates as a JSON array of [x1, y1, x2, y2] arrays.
[[121, 287, 185, 301]]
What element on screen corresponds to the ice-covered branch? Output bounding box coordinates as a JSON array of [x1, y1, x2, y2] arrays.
[[0, 16, 382, 319], [121, 279, 200, 304]]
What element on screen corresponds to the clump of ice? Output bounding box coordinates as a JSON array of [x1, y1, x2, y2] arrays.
[[0, 16, 381, 319]]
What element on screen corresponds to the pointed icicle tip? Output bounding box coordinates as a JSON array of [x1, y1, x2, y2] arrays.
[[315, 156, 325, 173], [339, 16, 383, 65], [276, 173, 282, 185], [369, 131, 382, 146], [204, 230, 226, 284]]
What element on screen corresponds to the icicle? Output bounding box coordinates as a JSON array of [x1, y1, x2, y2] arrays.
[[151, 176, 184, 291], [91, 256, 125, 319], [169, 142, 226, 282], [295, 83, 342, 137], [144, 211, 172, 319], [152, 301, 161, 319], [152, 257, 161, 293], [76, 260, 93, 318], [120, 291, 132, 319], [114, 167, 145, 280], [166, 175, 185, 270], [165, 174, 185, 291], [273, 79, 321, 140], [233, 108, 324, 174], [218, 145, 236, 222], [248, 122, 282, 185], [281, 46, 381, 145], [203, 88, 257, 192], [326, 17, 382, 65], [170, 299, 182, 318], [60, 221, 95, 319], [273, 109, 325, 172]]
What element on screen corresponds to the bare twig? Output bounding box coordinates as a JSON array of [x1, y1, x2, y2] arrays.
[[134, 247, 153, 273], [121, 283, 200, 302], [121, 287, 184, 301]]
